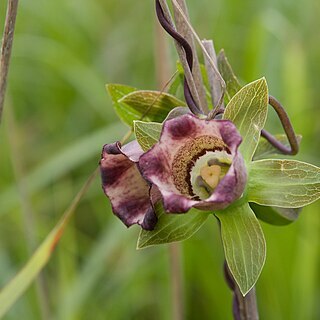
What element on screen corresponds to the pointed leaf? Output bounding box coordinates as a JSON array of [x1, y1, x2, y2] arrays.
[[137, 202, 209, 249], [134, 121, 162, 151], [254, 134, 302, 160], [248, 159, 320, 207], [216, 202, 266, 296], [106, 84, 138, 126], [250, 203, 301, 226], [217, 50, 242, 103], [223, 78, 269, 162], [120, 90, 185, 123]]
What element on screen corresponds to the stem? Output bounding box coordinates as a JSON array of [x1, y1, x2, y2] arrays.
[[0, 0, 19, 124], [170, 0, 226, 109], [224, 261, 259, 320], [261, 95, 299, 155], [171, 0, 208, 113], [157, 0, 202, 114], [169, 244, 184, 320]]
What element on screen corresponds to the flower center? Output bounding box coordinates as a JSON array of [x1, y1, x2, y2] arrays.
[[190, 150, 232, 200], [172, 135, 231, 199]]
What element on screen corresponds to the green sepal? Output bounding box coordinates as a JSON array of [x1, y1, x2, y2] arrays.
[[248, 159, 320, 208], [250, 203, 301, 226], [137, 202, 209, 249], [215, 202, 266, 296], [223, 78, 269, 163]]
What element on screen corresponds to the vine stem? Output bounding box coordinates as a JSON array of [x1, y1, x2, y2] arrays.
[[171, 0, 208, 113], [0, 0, 19, 124], [224, 261, 259, 320]]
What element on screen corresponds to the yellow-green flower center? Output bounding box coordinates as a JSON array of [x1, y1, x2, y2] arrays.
[[190, 151, 232, 199], [172, 135, 231, 199]]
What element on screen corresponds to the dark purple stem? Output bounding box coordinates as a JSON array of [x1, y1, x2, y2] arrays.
[[224, 261, 259, 320], [212, 95, 299, 156], [155, 0, 202, 115], [261, 95, 299, 155]]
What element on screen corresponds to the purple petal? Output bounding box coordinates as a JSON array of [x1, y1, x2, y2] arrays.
[[100, 141, 157, 230], [139, 114, 247, 213]]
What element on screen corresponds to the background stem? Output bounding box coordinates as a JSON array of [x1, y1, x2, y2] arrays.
[[0, 0, 19, 124], [154, 14, 184, 320]]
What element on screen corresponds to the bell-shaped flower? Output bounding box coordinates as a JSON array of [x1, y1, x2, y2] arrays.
[[100, 140, 158, 230], [139, 114, 247, 213]]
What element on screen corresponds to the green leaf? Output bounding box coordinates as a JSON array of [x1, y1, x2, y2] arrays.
[[215, 202, 266, 296], [253, 134, 302, 160], [120, 90, 185, 123], [248, 159, 320, 207], [0, 170, 97, 318], [106, 84, 138, 126], [137, 202, 209, 249], [250, 203, 301, 226], [134, 121, 162, 151], [223, 78, 269, 162], [217, 50, 242, 103]]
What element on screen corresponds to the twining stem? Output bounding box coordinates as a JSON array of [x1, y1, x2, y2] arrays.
[[261, 95, 299, 155], [224, 261, 259, 320], [154, 15, 184, 320], [156, 0, 199, 114], [171, 0, 208, 113], [0, 0, 19, 124], [171, 0, 226, 107]]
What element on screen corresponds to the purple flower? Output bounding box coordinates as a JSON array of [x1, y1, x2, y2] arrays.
[[139, 114, 247, 213], [100, 114, 247, 229], [100, 140, 158, 230]]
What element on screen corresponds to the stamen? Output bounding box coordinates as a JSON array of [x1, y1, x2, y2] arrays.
[[200, 165, 221, 189]]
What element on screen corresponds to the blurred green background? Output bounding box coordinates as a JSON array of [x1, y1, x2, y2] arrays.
[[0, 0, 319, 319]]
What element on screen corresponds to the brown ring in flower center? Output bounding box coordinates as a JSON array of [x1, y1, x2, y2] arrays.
[[171, 135, 230, 198]]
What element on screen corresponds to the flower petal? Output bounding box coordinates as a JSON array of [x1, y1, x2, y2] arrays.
[[100, 141, 157, 230], [139, 114, 247, 213]]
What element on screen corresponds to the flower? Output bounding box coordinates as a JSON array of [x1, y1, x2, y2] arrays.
[[100, 140, 158, 230], [139, 114, 247, 213], [100, 113, 247, 228]]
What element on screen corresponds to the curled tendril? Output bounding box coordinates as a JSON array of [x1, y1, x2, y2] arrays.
[[155, 0, 202, 115], [261, 95, 299, 155]]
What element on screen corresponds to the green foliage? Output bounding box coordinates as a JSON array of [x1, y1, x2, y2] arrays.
[[137, 203, 209, 249], [248, 159, 320, 207], [1, 0, 320, 319], [106, 84, 137, 126], [216, 202, 266, 296], [107, 85, 185, 126], [223, 78, 269, 162]]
